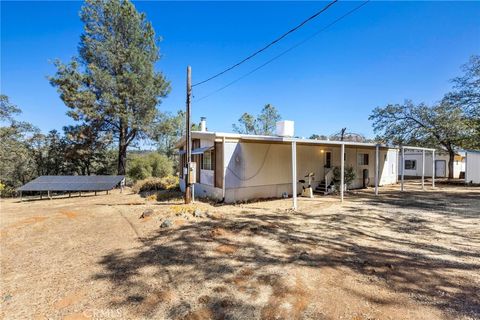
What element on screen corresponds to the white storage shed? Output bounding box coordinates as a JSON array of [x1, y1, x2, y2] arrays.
[[465, 151, 480, 184]]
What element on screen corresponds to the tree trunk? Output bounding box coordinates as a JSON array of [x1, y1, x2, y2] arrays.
[[448, 150, 455, 180], [117, 122, 127, 175]]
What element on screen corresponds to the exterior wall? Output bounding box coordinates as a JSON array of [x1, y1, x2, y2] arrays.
[[179, 135, 222, 201], [399, 152, 465, 178], [223, 142, 324, 202], [200, 139, 214, 148], [222, 141, 398, 203], [200, 169, 214, 186], [379, 149, 398, 185], [454, 158, 466, 178], [179, 178, 223, 200], [466, 152, 480, 183]]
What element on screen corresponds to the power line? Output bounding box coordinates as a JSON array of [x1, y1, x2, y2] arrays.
[[192, 0, 338, 87], [194, 1, 369, 103]]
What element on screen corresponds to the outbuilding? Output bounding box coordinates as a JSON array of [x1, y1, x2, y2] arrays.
[[399, 150, 465, 179], [465, 150, 480, 184]]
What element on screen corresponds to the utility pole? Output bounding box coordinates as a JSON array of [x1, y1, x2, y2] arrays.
[[185, 66, 192, 204]]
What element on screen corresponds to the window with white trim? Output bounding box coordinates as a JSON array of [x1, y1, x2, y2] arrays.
[[357, 153, 369, 166], [405, 160, 416, 170], [202, 150, 212, 170]]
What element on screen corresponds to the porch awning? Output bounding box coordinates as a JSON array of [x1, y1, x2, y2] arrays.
[[192, 146, 213, 155]]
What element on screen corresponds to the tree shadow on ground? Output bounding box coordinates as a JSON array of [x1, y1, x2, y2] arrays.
[[92, 188, 480, 319], [352, 187, 480, 217]]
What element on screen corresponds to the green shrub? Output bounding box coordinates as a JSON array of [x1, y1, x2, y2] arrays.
[[127, 153, 173, 182], [132, 175, 179, 193], [0, 181, 17, 198], [332, 166, 356, 190]]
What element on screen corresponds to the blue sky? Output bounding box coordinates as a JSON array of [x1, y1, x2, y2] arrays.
[[1, 1, 479, 139]]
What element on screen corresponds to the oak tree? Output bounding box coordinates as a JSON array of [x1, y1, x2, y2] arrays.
[[232, 104, 281, 135]]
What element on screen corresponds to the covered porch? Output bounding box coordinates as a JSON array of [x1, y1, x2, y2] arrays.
[[288, 141, 436, 210]]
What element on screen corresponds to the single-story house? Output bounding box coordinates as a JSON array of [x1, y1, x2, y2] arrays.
[[399, 150, 465, 179], [176, 121, 404, 204]]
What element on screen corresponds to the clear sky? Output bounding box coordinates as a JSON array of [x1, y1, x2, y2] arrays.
[[1, 1, 479, 139]]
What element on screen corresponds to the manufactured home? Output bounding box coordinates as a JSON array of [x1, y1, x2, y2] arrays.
[[399, 150, 465, 179], [177, 121, 400, 204]]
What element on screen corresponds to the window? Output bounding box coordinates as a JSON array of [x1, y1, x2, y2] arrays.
[[325, 152, 332, 168], [358, 153, 369, 166], [405, 160, 416, 170], [202, 150, 212, 170]]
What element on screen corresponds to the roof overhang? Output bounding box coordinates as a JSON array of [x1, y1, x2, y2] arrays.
[[175, 131, 394, 149], [192, 146, 213, 155]]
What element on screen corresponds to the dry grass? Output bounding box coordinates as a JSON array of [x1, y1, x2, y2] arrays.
[[1, 183, 479, 319]]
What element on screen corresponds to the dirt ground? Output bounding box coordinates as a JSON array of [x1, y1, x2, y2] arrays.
[[1, 182, 479, 320]]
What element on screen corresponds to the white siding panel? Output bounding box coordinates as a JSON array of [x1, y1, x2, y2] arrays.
[[466, 152, 480, 183], [200, 169, 214, 186]]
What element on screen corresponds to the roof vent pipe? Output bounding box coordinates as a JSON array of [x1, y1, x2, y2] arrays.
[[200, 117, 207, 132]]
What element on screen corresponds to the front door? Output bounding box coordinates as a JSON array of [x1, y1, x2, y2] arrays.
[[435, 160, 446, 177]]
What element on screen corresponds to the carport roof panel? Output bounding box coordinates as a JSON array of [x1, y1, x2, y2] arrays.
[[18, 175, 125, 191]]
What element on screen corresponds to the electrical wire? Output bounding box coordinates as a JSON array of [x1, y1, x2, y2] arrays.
[[192, 0, 338, 87], [227, 144, 272, 181], [194, 0, 369, 103]]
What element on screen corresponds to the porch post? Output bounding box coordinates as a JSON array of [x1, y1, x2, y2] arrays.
[[421, 149, 425, 190], [340, 143, 345, 203], [375, 144, 379, 196], [222, 136, 226, 200], [401, 146, 405, 192], [432, 150, 435, 188], [292, 141, 297, 210], [192, 184, 195, 203]]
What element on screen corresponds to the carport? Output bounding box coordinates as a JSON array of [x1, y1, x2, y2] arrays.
[[399, 146, 436, 191], [289, 142, 437, 210]]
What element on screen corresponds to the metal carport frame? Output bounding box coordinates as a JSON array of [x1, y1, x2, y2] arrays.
[[399, 146, 436, 192]]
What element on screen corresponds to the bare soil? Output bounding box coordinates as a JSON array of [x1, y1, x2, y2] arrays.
[[1, 182, 479, 320]]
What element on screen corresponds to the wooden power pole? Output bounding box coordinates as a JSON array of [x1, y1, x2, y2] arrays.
[[185, 66, 192, 204]]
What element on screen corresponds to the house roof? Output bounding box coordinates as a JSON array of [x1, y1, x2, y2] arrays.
[[176, 131, 442, 152], [176, 131, 393, 149]]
